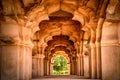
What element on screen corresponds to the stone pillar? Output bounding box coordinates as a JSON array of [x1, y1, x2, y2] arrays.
[[38, 54, 45, 77], [90, 43, 97, 79], [101, 21, 120, 80], [0, 46, 19, 80], [96, 0, 109, 78], [96, 42, 101, 79], [74, 59, 77, 75], [96, 18, 104, 79], [43, 50, 46, 76], [84, 54, 89, 78], [90, 29, 97, 79], [44, 58, 48, 76], [0, 18, 32, 80], [71, 59, 75, 75], [50, 63, 53, 75], [80, 54, 84, 76], [76, 56, 80, 75], [70, 60, 72, 75], [32, 57, 38, 78], [68, 63, 70, 75], [0, 45, 32, 80], [22, 46, 32, 80], [72, 58, 76, 75], [47, 60, 50, 76], [80, 32, 84, 76]]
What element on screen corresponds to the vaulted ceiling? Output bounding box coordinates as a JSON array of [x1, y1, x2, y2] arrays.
[[1, 0, 119, 59], [32, 18, 81, 58], [29, 0, 100, 58]]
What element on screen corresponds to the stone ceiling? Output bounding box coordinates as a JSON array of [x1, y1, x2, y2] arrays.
[[0, 0, 120, 59], [29, 0, 100, 58], [1, 0, 102, 56]]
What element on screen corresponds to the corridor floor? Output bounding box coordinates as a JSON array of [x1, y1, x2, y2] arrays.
[[32, 75, 101, 80]]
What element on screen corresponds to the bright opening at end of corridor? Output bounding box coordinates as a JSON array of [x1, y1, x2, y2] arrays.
[[51, 51, 70, 75]]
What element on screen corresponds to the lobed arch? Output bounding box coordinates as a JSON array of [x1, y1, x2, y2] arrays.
[[45, 39, 76, 52], [30, 3, 97, 51], [50, 51, 70, 64], [26, 0, 97, 36]]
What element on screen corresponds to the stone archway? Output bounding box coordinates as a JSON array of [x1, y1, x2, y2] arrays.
[[50, 51, 70, 75]]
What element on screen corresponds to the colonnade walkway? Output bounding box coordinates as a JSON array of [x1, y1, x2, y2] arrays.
[[32, 75, 101, 80]]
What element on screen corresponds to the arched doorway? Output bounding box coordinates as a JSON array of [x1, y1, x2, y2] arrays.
[[53, 55, 68, 75], [50, 51, 70, 75]]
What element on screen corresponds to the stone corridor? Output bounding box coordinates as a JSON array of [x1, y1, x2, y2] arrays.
[[0, 0, 120, 80]]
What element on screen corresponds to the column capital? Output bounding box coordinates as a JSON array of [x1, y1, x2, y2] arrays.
[[38, 54, 45, 58], [32, 54, 45, 59], [90, 43, 96, 48]]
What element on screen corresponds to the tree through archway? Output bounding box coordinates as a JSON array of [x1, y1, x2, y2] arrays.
[[53, 55, 69, 75]]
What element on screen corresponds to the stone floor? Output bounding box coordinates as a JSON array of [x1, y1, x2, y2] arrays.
[[32, 75, 101, 80]]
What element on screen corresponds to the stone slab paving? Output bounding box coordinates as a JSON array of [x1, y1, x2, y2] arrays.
[[32, 75, 101, 80]]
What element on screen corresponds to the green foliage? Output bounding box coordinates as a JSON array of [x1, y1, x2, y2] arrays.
[[53, 55, 68, 75]]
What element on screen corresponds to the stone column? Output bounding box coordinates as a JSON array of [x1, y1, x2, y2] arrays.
[[38, 54, 45, 77], [80, 32, 84, 76], [72, 58, 76, 75], [96, 0, 109, 78], [90, 43, 97, 79], [32, 57, 38, 78], [0, 45, 32, 80], [72, 60, 75, 75], [90, 29, 97, 79], [0, 18, 32, 80], [25, 46, 32, 80], [47, 60, 50, 76], [71, 58, 75, 75], [0, 46, 19, 80], [84, 54, 89, 78], [96, 18, 104, 79], [44, 58, 48, 76], [44, 59, 47, 76], [80, 54, 84, 76], [101, 21, 120, 80], [74, 59, 77, 75], [70, 60, 72, 75], [76, 56, 80, 75], [50, 63, 53, 75], [68, 63, 70, 75]]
